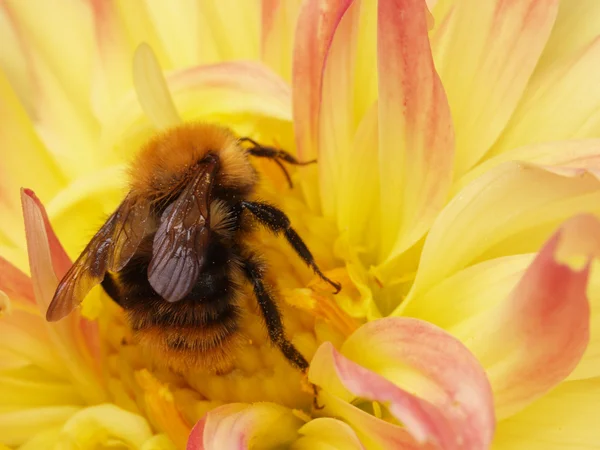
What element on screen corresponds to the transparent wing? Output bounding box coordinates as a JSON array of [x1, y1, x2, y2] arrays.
[[46, 195, 149, 321], [148, 158, 217, 303]]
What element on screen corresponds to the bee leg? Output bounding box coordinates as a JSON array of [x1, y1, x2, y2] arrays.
[[241, 253, 309, 371], [100, 272, 123, 306], [240, 137, 316, 188], [241, 201, 341, 293]]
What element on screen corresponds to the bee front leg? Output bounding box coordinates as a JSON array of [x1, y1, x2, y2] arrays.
[[241, 201, 341, 293]]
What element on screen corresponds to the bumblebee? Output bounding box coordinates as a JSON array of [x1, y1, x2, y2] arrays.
[[47, 123, 340, 373]]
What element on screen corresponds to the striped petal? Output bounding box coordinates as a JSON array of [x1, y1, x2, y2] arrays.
[[378, 0, 454, 260], [493, 378, 600, 449], [431, 0, 559, 175], [309, 318, 495, 449], [187, 403, 302, 450]]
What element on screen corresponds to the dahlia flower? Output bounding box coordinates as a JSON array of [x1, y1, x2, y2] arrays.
[[1, 0, 599, 449]]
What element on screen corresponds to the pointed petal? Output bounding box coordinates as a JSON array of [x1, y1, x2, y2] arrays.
[[21, 189, 103, 402], [494, 378, 600, 449], [431, 0, 558, 174], [449, 215, 599, 419], [310, 318, 495, 449], [491, 36, 600, 155], [101, 61, 292, 164], [294, 418, 365, 450], [292, 0, 355, 161], [398, 161, 600, 303], [133, 44, 182, 130], [187, 403, 302, 450], [378, 0, 454, 259]]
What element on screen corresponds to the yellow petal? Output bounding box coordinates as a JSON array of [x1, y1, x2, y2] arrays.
[[197, 0, 261, 62], [0, 406, 80, 447], [455, 139, 600, 194], [336, 103, 380, 255], [261, 0, 303, 82], [493, 378, 600, 449], [293, 418, 364, 450], [133, 43, 182, 130], [4, 0, 101, 178], [490, 37, 600, 156], [377, 0, 454, 260], [431, 0, 559, 175], [4, 0, 94, 115], [397, 161, 600, 306], [0, 71, 65, 251], [537, 0, 600, 71]]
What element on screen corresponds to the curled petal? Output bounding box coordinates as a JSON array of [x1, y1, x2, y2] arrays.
[[449, 215, 599, 419], [378, 0, 455, 259], [310, 318, 495, 449], [295, 418, 365, 450], [187, 403, 302, 450]]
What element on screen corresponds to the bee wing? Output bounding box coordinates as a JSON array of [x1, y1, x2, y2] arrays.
[[46, 196, 149, 321], [148, 158, 218, 303]]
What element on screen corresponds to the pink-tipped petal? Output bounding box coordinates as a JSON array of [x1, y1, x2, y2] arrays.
[[21, 189, 103, 401], [378, 0, 455, 259], [292, 0, 355, 161], [310, 318, 495, 449], [187, 403, 302, 450], [450, 214, 599, 419]]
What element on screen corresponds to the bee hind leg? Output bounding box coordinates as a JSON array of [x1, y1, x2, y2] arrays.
[[241, 252, 309, 371]]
